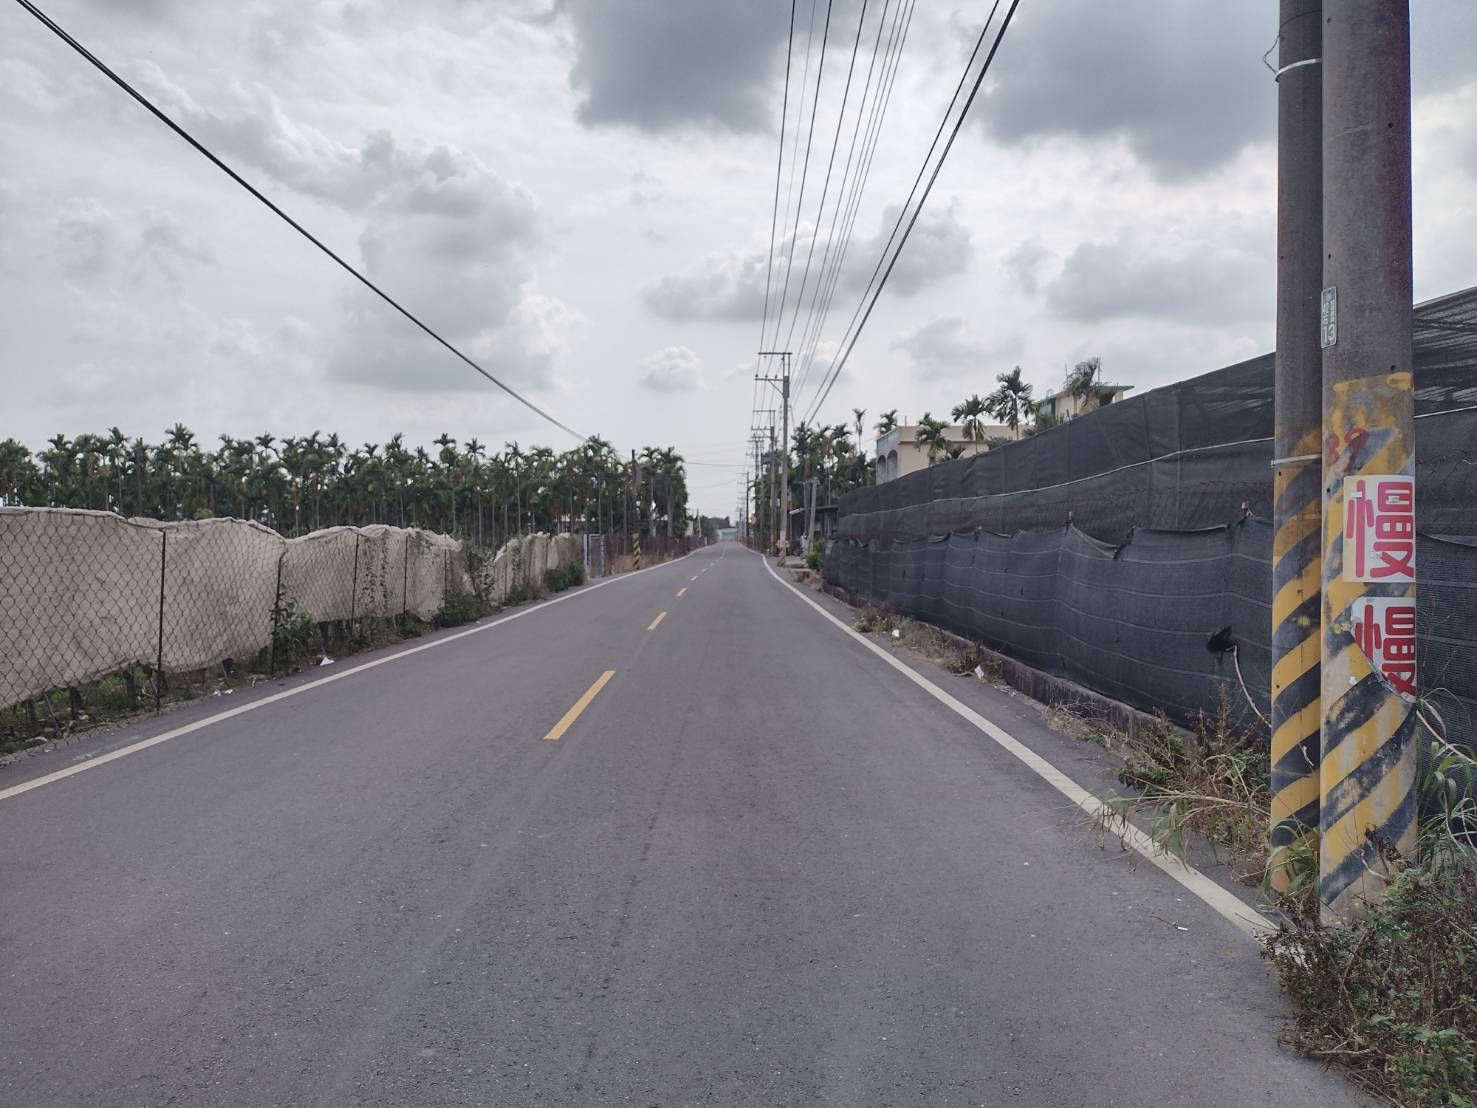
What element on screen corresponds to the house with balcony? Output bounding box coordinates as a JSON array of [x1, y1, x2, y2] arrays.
[[873, 422, 1010, 484], [1035, 381, 1133, 423]]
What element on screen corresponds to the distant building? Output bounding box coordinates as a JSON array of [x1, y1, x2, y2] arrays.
[[874, 422, 1010, 484], [1035, 382, 1133, 423]]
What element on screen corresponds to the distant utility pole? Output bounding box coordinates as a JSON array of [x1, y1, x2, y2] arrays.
[[757, 351, 791, 553], [1318, 0, 1417, 924], [1268, 0, 1324, 892], [751, 418, 773, 551], [768, 423, 779, 553]]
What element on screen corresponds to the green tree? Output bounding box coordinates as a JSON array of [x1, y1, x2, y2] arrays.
[[1065, 357, 1103, 415], [950, 394, 991, 453], [986, 367, 1034, 440], [913, 412, 950, 466]]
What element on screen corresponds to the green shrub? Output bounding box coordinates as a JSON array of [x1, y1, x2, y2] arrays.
[[543, 561, 587, 594], [1264, 859, 1477, 1107], [805, 539, 824, 572], [272, 597, 318, 668], [433, 585, 486, 628]]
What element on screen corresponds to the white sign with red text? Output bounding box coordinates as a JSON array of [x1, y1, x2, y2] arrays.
[[1351, 597, 1417, 700], [1343, 475, 1416, 583]]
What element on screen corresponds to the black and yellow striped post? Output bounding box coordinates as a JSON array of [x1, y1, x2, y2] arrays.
[[632, 533, 641, 571], [1317, 0, 1418, 923], [1268, 0, 1324, 892]]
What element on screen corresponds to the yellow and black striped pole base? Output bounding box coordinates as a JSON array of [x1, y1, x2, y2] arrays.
[[1269, 446, 1323, 891], [632, 533, 641, 571], [1319, 372, 1418, 923]]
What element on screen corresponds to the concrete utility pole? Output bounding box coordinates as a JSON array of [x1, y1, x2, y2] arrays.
[[768, 423, 778, 553], [751, 419, 773, 551], [1318, 0, 1417, 924], [1268, 0, 1325, 893], [757, 352, 791, 554]]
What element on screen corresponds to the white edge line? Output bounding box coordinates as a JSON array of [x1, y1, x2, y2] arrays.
[[0, 548, 700, 804], [757, 551, 1276, 943]]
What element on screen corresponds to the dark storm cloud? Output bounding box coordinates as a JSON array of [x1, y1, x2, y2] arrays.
[[976, 0, 1274, 179], [557, 0, 790, 133], [977, 1, 1477, 181]]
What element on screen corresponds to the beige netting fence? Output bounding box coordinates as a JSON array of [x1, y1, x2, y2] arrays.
[[0, 508, 473, 709]]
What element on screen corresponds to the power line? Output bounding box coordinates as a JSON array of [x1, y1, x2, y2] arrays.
[[803, 0, 1003, 420], [804, 0, 1022, 425], [758, 0, 799, 364], [791, 0, 903, 398], [793, 0, 914, 401], [769, 0, 821, 355], [13, 0, 585, 442], [779, 0, 870, 356], [767, 0, 835, 351]]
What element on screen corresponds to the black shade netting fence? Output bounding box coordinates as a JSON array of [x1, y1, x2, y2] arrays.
[[825, 523, 1477, 752], [840, 287, 1477, 544]]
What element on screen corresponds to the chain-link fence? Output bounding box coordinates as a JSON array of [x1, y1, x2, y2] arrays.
[[1, 508, 470, 723]]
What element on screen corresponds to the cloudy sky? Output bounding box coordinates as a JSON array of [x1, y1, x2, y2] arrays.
[[2, 0, 1474, 518]]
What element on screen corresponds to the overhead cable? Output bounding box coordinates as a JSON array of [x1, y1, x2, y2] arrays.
[[793, 0, 913, 399], [13, 0, 584, 440], [767, 0, 835, 351], [804, 0, 1023, 425]]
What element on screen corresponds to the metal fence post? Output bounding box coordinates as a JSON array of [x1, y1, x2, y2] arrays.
[[349, 533, 361, 624], [155, 530, 167, 713], [403, 532, 411, 617], [269, 548, 285, 678]]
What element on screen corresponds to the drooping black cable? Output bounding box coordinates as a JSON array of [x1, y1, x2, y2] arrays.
[[805, 0, 1022, 425], [13, 0, 584, 440]]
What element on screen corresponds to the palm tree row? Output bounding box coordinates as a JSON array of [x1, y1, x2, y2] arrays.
[[749, 420, 875, 544], [0, 427, 692, 546]]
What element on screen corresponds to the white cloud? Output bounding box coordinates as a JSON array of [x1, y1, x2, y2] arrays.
[[891, 316, 1021, 382], [638, 346, 704, 392]]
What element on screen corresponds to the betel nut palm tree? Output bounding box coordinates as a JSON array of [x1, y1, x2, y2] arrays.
[[986, 366, 1034, 440], [951, 394, 990, 453], [913, 412, 950, 466]]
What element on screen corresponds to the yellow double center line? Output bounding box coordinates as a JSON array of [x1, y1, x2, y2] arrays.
[[543, 670, 616, 741]]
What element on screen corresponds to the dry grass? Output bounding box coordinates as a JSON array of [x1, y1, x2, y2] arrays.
[[1092, 690, 1273, 886]]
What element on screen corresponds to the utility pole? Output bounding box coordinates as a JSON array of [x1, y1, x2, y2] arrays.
[[1268, 0, 1324, 893], [1318, 0, 1417, 924], [768, 423, 778, 554], [757, 351, 791, 556]]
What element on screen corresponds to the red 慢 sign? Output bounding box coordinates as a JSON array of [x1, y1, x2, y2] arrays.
[[1351, 597, 1417, 700], [1343, 475, 1415, 583]]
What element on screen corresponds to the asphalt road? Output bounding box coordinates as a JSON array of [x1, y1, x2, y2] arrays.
[[0, 542, 1363, 1106]]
